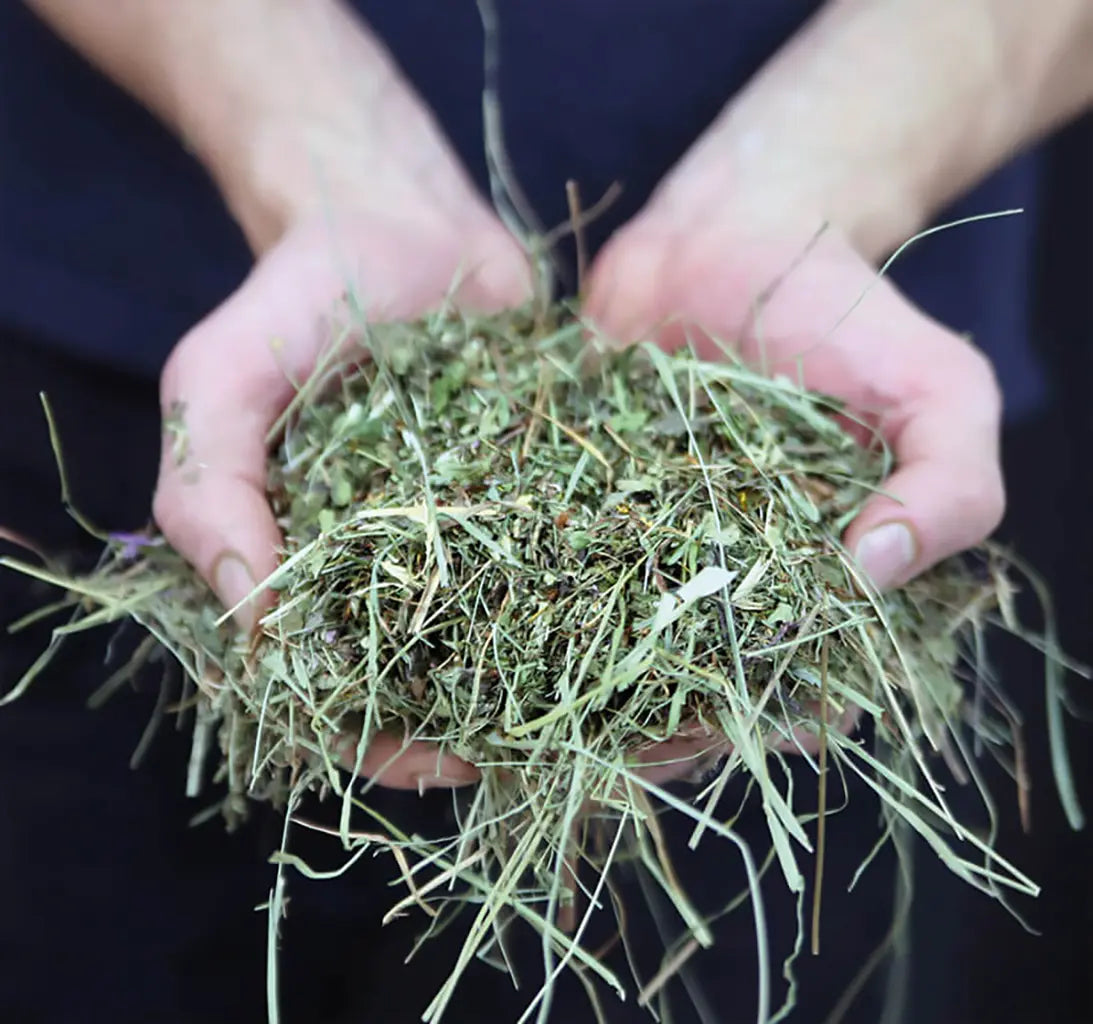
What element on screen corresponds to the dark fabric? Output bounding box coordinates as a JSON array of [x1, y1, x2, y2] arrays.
[[908, 115, 1093, 1024], [0, 1, 1047, 417]]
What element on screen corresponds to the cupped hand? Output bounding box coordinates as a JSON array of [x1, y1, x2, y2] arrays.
[[581, 203, 1005, 783], [152, 201, 531, 791], [584, 212, 1004, 593]]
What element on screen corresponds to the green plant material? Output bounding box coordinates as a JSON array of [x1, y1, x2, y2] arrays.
[[1, 302, 1083, 1023]]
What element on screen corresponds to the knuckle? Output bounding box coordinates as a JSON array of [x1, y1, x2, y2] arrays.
[[953, 463, 1006, 539], [957, 343, 1004, 421], [961, 351, 1005, 531], [157, 334, 191, 407], [980, 470, 1007, 532], [151, 486, 181, 544]]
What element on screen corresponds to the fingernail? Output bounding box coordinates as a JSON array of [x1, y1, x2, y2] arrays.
[[213, 552, 257, 631], [854, 521, 916, 591]]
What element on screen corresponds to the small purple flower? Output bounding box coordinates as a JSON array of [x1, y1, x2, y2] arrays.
[[109, 531, 164, 560]]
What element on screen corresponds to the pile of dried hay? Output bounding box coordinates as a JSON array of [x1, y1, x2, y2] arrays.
[[1, 302, 1082, 1022]]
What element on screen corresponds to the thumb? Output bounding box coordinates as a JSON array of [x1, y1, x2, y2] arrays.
[[152, 276, 318, 630]]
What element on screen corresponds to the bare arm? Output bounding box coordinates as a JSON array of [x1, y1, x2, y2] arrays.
[[655, 0, 1093, 258], [24, 0, 483, 252], [21, 4, 531, 799], [585, 1, 1093, 600]]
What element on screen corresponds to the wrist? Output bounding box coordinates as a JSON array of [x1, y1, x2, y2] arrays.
[[163, 3, 484, 254], [647, 0, 1093, 266], [646, 140, 922, 267], [215, 94, 484, 254], [637, 0, 1023, 266]]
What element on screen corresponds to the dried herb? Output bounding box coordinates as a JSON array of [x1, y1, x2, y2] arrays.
[[1, 303, 1082, 1023]]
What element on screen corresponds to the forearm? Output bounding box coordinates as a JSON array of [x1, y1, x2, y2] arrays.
[[25, 1, 477, 252], [657, 0, 1093, 260]]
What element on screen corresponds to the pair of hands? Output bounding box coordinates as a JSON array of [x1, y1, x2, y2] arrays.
[[151, 180, 1003, 792]]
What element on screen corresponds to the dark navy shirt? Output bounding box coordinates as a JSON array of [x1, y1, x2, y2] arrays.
[[0, 1, 1046, 417]]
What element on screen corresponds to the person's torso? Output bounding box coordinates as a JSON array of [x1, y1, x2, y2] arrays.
[[0, 0, 1047, 416]]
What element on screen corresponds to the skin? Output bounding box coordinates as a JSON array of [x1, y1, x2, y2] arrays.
[[24, 0, 1093, 789]]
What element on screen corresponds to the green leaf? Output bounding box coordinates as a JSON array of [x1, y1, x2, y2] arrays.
[[331, 473, 353, 507]]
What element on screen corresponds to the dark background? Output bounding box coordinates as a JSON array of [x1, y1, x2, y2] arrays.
[[901, 112, 1093, 1024]]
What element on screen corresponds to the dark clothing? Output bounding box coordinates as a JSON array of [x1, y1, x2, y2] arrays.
[[0, 2, 1049, 416]]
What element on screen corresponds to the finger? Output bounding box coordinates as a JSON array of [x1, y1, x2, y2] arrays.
[[581, 221, 671, 347], [770, 703, 862, 755], [152, 265, 324, 630], [632, 700, 863, 786], [634, 730, 729, 786], [843, 344, 1004, 591], [341, 731, 480, 791]]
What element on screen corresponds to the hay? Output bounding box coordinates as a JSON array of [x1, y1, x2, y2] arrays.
[[1, 301, 1082, 1022]]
